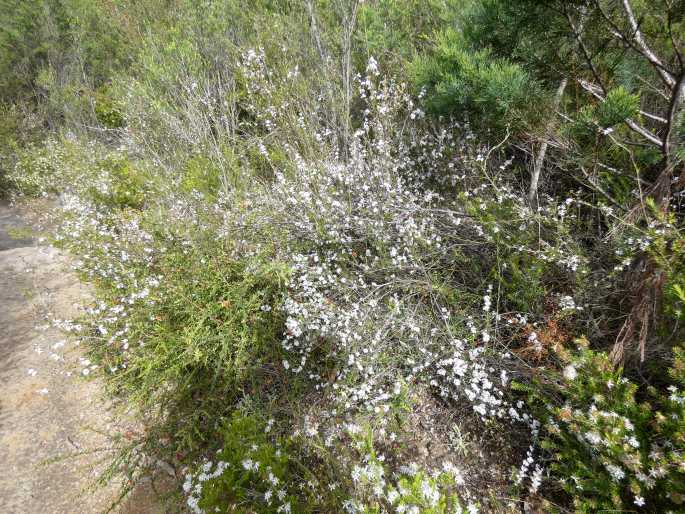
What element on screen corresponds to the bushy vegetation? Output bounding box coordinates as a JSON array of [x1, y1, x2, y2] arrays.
[[521, 339, 685, 512], [1, 1, 684, 512]]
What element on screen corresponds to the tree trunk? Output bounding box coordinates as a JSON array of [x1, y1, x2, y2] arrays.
[[528, 78, 568, 206]]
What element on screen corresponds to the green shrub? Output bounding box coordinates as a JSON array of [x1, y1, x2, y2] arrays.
[[180, 153, 224, 198], [65, 216, 291, 454], [646, 205, 685, 326], [412, 29, 543, 136], [0, 104, 22, 195], [184, 412, 300, 514], [5, 141, 60, 196], [87, 157, 148, 209], [183, 414, 474, 514], [353, 458, 470, 514], [94, 85, 125, 128], [521, 339, 685, 512], [357, 0, 457, 68]]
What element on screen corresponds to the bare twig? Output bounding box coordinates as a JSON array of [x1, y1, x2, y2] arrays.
[[593, 0, 676, 87], [528, 78, 568, 206], [663, 73, 685, 158], [620, 0, 676, 87]]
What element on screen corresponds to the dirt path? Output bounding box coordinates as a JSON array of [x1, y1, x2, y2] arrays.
[[0, 202, 167, 514]]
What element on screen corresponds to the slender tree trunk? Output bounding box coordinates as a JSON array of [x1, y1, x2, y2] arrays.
[[528, 78, 568, 206], [341, 0, 359, 158]]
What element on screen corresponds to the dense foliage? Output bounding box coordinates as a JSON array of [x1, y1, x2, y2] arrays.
[[1, 1, 683, 512]]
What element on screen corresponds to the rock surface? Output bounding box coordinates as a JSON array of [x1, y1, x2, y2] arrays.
[[0, 201, 166, 514]]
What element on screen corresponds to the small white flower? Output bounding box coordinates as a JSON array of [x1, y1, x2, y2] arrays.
[[585, 432, 601, 445], [366, 56, 379, 76], [559, 295, 577, 310], [606, 464, 625, 481], [482, 295, 491, 312], [563, 365, 577, 381]]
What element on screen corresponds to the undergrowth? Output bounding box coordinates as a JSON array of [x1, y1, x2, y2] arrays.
[[2, 1, 684, 512]]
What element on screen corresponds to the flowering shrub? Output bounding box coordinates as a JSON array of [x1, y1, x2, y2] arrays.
[[521, 338, 685, 512], [347, 459, 472, 514], [86, 157, 148, 209], [344, 429, 477, 514], [5, 11, 683, 508], [12, 57, 544, 510], [3, 0, 685, 512], [183, 413, 298, 514], [51, 190, 292, 460], [93, 85, 125, 129], [184, 413, 479, 514], [5, 140, 62, 196], [11, 54, 596, 511]]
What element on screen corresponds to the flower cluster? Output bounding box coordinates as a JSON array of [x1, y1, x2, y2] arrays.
[[214, 60, 551, 497]]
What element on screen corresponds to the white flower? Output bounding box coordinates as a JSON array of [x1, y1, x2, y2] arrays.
[[634, 496, 645, 507], [346, 423, 362, 435], [530, 465, 543, 493], [559, 295, 577, 310], [563, 365, 577, 381], [285, 317, 302, 337], [482, 295, 491, 312], [585, 432, 601, 445], [605, 464, 625, 481], [366, 56, 379, 76], [473, 403, 487, 416]]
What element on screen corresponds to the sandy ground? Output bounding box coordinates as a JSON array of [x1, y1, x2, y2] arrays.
[[0, 201, 168, 514]]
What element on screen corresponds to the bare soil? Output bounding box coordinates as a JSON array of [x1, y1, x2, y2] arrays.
[[0, 201, 168, 514]]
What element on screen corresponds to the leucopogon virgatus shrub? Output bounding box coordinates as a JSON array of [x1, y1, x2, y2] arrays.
[[16, 51, 683, 513]]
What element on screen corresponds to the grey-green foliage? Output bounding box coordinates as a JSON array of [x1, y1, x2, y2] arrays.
[[0, 0, 131, 120], [356, 0, 459, 68], [117, 0, 344, 192]]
